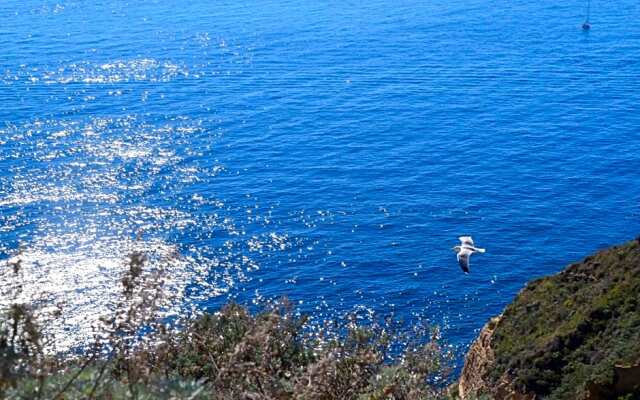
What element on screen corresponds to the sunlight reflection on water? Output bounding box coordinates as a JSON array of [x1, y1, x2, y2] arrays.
[[0, 110, 269, 350]]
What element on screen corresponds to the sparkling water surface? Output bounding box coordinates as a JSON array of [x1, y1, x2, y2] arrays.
[[2, 0, 640, 362]]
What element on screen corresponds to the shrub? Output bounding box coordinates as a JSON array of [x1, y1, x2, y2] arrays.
[[0, 248, 454, 399]]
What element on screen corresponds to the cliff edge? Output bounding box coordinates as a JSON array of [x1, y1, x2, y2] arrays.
[[458, 238, 640, 400]]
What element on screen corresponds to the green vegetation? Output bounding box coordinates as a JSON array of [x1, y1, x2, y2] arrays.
[[9, 238, 640, 400], [0, 251, 454, 399], [489, 238, 640, 399]]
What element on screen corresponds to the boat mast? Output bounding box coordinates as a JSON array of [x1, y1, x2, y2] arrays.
[[582, 0, 592, 29]]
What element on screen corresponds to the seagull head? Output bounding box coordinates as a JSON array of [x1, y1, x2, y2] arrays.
[[452, 245, 461, 252]]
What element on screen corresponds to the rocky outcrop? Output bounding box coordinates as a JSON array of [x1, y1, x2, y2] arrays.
[[584, 363, 640, 400], [458, 316, 499, 399], [458, 238, 640, 400], [458, 316, 534, 400]]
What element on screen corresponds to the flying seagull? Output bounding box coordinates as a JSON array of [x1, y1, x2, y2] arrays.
[[452, 236, 486, 273]]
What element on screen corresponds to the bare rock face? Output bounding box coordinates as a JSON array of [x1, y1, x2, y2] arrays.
[[458, 316, 500, 399], [458, 316, 534, 400], [584, 363, 640, 400], [614, 363, 640, 395]]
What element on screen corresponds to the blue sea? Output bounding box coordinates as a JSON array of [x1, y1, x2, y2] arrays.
[[1, 0, 640, 362]]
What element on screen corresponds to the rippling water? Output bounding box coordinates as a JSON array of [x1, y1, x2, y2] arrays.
[[2, 0, 640, 360]]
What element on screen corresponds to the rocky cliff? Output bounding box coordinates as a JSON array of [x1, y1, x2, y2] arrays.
[[458, 238, 640, 400]]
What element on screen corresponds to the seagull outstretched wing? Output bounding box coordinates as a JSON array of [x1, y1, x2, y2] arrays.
[[459, 236, 474, 247]]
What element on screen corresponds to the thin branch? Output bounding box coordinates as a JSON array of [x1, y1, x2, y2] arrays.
[[50, 353, 97, 400]]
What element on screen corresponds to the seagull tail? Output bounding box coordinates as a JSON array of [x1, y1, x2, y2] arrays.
[[475, 247, 486, 253]]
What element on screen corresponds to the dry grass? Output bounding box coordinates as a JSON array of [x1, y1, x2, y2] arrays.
[[0, 248, 454, 399]]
